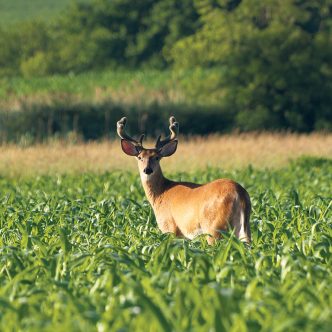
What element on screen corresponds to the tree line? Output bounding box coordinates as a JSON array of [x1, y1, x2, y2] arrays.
[[0, 0, 199, 76], [0, 0, 331, 133]]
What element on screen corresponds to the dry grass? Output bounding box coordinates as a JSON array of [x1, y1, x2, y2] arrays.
[[0, 133, 331, 177]]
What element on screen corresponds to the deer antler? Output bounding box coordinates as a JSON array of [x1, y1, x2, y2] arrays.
[[155, 116, 179, 149], [117, 117, 144, 147]]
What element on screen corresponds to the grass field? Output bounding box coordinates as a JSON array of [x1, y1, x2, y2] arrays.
[[0, 133, 331, 177], [0, 0, 90, 24], [0, 156, 331, 331], [0, 70, 177, 104]]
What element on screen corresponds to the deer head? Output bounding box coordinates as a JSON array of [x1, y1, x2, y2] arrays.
[[117, 117, 179, 178]]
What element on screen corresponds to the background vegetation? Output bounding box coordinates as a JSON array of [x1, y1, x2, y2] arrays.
[[0, 0, 331, 141]]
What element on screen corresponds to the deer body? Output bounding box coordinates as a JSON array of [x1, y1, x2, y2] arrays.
[[140, 168, 251, 244], [117, 117, 251, 244]]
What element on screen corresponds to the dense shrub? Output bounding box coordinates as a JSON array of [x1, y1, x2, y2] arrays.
[[170, 0, 332, 131]]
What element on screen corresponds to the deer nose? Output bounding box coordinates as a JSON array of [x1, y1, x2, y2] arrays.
[[143, 167, 153, 175]]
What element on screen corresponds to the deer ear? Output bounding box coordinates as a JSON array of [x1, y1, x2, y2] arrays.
[[121, 139, 140, 156], [159, 140, 178, 157]]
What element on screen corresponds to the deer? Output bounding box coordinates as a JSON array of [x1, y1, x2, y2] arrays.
[[117, 116, 251, 245]]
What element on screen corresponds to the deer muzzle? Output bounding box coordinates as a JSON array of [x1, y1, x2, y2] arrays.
[[143, 167, 153, 175]]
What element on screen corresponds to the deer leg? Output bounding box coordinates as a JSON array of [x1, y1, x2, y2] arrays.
[[205, 230, 221, 245], [231, 205, 251, 244]]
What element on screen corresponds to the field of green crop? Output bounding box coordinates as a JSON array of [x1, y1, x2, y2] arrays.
[[0, 69, 174, 101], [0, 0, 90, 24], [0, 157, 331, 331]]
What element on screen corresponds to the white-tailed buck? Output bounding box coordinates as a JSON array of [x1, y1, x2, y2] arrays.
[[117, 116, 251, 244]]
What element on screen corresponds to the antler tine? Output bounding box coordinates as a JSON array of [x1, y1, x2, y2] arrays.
[[155, 116, 179, 149], [139, 134, 145, 145], [117, 117, 142, 146]]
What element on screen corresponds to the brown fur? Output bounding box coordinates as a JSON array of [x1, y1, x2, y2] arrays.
[[136, 149, 251, 244]]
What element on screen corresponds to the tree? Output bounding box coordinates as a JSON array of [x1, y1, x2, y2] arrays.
[[171, 0, 332, 131]]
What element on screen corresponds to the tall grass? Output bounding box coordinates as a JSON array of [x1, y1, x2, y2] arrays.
[[0, 70, 176, 102], [0, 133, 331, 177]]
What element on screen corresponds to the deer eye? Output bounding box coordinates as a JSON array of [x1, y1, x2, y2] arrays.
[[138, 156, 142, 161]]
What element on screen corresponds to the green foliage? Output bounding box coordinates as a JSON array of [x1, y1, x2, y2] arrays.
[[0, 0, 199, 75], [1, 0, 332, 132], [0, 20, 52, 77], [0, 158, 331, 330], [0, 69, 172, 97], [0, 27, 21, 76], [20, 52, 50, 77], [171, 0, 332, 131]]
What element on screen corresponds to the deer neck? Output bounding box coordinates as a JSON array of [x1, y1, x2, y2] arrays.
[[139, 166, 167, 205]]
